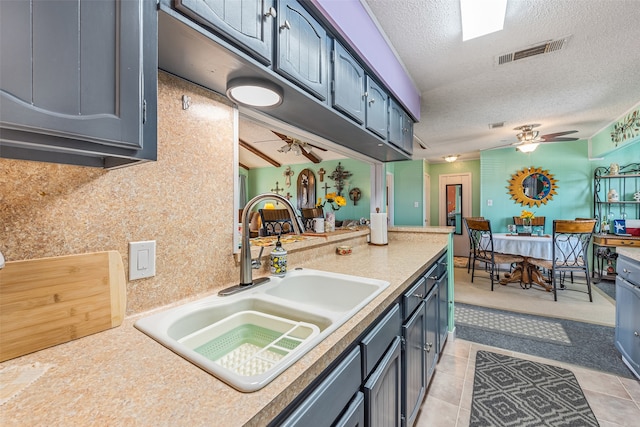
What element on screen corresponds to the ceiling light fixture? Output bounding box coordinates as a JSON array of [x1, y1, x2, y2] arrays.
[[460, 0, 507, 41], [516, 143, 539, 153], [444, 155, 459, 162], [226, 77, 283, 107]]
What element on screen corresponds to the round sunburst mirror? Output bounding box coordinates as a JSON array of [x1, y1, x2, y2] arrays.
[[508, 166, 558, 207]]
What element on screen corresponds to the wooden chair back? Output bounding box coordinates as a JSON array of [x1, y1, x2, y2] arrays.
[[259, 209, 294, 236], [300, 207, 324, 231]]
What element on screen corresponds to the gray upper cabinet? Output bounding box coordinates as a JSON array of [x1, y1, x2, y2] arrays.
[[388, 99, 413, 155], [0, 0, 157, 168], [365, 77, 388, 139], [175, 0, 275, 65], [332, 41, 365, 125], [276, 0, 328, 101]]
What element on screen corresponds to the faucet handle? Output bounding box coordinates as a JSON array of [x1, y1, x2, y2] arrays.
[[251, 246, 265, 269]]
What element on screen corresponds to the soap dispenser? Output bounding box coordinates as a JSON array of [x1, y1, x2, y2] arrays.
[[270, 235, 287, 277]]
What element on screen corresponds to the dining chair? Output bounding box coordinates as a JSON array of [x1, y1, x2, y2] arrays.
[[300, 207, 324, 231], [529, 219, 597, 301], [259, 208, 294, 236], [463, 216, 484, 273], [513, 216, 546, 233], [465, 218, 524, 291]]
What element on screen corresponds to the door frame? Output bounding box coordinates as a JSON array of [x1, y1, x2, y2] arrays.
[[439, 173, 472, 257]]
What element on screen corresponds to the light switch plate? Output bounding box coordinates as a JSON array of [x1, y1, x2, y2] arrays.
[[129, 240, 156, 280]]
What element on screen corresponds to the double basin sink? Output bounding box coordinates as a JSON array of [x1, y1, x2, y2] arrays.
[[134, 268, 390, 392]]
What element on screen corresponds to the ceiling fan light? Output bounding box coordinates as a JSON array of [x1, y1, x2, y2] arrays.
[[517, 142, 539, 153], [226, 77, 283, 107], [444, 154, 459, 162]]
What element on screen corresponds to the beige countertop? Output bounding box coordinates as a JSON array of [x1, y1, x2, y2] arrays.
[[616, 247, 640, 263], [0, 231, 449, 427]]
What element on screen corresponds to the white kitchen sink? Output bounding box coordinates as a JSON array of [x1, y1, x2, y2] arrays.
[[134, 269, 389, 392]]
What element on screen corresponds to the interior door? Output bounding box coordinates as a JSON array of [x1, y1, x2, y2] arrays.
[[439, 173, 471, 257]]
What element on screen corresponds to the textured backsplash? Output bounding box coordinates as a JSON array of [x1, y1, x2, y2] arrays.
[[0, 72, 240, 314]]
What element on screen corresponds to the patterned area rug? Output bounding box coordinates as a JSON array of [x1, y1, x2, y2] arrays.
[[456, 305, 571, 345], [471, 351, 599, 427]]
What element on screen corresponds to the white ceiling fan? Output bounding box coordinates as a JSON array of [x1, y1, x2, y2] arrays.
[[510, 124, 579, 152]]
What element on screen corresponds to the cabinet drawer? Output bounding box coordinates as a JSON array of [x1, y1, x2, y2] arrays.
[[617, 255, 640, 285], [402, 276, 426, 320], [596, 237, 640, 246], [335, 391, 365, 427], [360, 303, 401, 379], [281, 347, 362, 426]]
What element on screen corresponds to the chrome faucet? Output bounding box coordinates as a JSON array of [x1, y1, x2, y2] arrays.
[[219, 193, 304, 296]]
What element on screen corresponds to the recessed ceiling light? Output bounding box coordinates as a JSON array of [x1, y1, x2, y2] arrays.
[[460, 0, 507, 41], [226, 77, 283, 107]]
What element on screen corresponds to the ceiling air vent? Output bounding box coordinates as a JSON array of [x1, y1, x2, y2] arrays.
[[496, 36, 571, 65], [489, 122, 505, 129]]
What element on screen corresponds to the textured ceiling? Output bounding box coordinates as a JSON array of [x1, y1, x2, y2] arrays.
[[240, 0, 640, 167], [364, 0, 640, 162]]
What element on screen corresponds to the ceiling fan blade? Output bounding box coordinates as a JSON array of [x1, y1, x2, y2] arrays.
[[306, 142, 327, 152], [541, 136, 580, 142], [540, 130, 578, 139], [300, 145, 321, 163]]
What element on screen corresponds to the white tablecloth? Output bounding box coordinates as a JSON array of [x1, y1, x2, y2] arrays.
[[492, 234, 553, 260]]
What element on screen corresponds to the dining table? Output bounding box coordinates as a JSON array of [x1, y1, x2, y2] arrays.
[[488, 233, 570, 291]]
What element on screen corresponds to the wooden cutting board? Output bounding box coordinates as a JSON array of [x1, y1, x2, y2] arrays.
[[0, 251, 126, 362]]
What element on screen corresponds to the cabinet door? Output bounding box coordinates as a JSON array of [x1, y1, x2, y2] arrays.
[[402, 111, 414, 155], [388, 99, 404, 149], [424, 288, 438, 385], [437, 271, 449, 353], [615, 277, 640, 378], [365, 76, 388, 139], [276, 0, 327, 101], [402, 302, 426, 427], [364, 336, 402, 427], [175, 0, 274, 65], [332, 41, 365, 124], [0, 0, 149, 152]]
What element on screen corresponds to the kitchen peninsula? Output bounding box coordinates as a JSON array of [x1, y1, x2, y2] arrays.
[[1, 228, 451, 427]]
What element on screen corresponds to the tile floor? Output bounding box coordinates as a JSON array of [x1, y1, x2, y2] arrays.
[[415, 337, 640, 427]]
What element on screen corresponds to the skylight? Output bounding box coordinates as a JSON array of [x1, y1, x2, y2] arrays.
[[460, 0, 507, 41]]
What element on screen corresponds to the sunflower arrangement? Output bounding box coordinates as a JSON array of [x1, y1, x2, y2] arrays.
[[520, 210, 535, 220], [317, 192, 347, 211]]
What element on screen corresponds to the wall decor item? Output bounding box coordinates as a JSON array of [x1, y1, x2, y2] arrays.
[[609, 163, 620, 175], [611, 109, 640, 146], [349, 187, 362, 205], [283, 166, 294, 187], [328, 162, 352, 196], [318, 167, 326, 182], [508, 166, 558, 207], [271, 181, 284, 196], [296, 169, 316, 209]]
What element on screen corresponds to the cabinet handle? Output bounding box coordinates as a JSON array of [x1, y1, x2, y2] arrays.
[[635, 331, 639, 337], [264, 7, 277, 18], [369, 98, 375, 105], [428, 275, 438, 280], [280, 20, 291, 30], [413, 293, 424, 299]]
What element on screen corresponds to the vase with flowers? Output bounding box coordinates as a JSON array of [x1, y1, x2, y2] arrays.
[[317, 192, 347, 231], [520, 209, 535, 234]]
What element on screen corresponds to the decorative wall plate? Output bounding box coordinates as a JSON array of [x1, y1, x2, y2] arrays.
[[508, 166, 558, 207]]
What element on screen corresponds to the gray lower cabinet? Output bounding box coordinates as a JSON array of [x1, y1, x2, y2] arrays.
[[332, 41, 365, 124], [402, 301, 426, 427], [364, 336, 403, 427], [276, 0, 328, 101], [0, 0, 157, 168], [275, 250, 448, 427], [280, 347, 362, 426], [174, 0, 275, 65], [437, 257, 449, 353], [615, 254, 640, 379]]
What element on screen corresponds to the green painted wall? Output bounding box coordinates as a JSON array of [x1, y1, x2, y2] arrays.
[[389, 160, 424, 226], [480, 141, 592, 234], [591, 104, 640, 158], [428, 160, 481, 226], [246, 158, 371, 221]]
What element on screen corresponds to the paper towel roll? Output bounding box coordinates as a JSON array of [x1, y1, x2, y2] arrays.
[[370, 212, 388, 245]]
